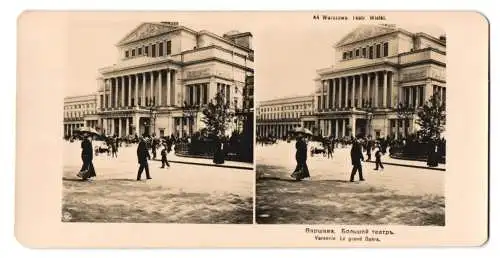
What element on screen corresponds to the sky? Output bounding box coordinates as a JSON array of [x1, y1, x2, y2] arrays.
[[64, 12, 444, 101]]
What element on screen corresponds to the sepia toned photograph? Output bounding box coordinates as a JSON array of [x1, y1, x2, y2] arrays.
[[61, 16, 255, 223], [16, 11, 488, 247], [256, 23, 446, 225]]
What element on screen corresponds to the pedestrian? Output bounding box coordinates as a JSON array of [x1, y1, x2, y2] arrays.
[[349, 138, 365, 182], [291, 133, 310, 181], [160, 145, 170, 168], [327, 140, 333, 159], [136, 136, 152, 180], [111, 138, 118, 158], [213, 135, 225, 164], [374, 145, 384, 171], [366, 140, 372, 161], [77, 132, 96, 181]]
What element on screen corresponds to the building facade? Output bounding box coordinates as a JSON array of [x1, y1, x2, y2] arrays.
[[93, 22, 254, 137], [63, 94, 98, 137], [312, 24, 446, 139], [256, 95, 314, 138]]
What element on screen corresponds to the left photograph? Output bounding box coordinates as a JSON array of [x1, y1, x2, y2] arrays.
[[62, 16, 254, 223]]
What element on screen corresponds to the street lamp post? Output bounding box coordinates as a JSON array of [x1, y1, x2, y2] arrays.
[[147, 99, 157, 137]]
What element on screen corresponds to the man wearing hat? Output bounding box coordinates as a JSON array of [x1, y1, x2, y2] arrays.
[[136, 135, 152, 180], [349, 136, 365, 182]]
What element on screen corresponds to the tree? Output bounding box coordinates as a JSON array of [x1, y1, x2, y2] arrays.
[[201, 91, 234, 138], [416, 93, 446, 142]]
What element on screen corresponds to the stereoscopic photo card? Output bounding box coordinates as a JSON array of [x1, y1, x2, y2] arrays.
[[16, 11, 488, 247]]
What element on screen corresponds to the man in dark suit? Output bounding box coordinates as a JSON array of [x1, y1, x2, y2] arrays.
[[349, 138, 365, 182], [136, 136, 152, 181]]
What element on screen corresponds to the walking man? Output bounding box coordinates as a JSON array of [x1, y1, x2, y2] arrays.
[[136, 136, 152, 180], [374, 145, 385, 171], [349, 137, 365, 182], [160, 145, 170, 168]]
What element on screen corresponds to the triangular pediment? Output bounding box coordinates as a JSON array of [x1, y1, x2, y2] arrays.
[[336, 25, 397, 47], [117, 22, 178, 46]]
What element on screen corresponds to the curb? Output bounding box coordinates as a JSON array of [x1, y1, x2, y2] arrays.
[[364, 160, 445, 171], [151, 158, 253, 171]]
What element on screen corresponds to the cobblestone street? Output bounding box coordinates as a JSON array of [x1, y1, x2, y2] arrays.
[[62, 141, 253, 223], [256, 141, 445, 225]]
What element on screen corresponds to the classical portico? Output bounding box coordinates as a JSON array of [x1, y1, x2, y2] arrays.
[[93, 21, 254, 138], [310, 24, 446, 139]]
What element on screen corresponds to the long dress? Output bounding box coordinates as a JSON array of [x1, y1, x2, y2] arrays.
[[291, 138, 310, 180], [213, 138, 225, 164], [80, 138, 96, 179]]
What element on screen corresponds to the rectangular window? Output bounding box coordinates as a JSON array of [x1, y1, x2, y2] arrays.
[[166, 41, 172, 55], [138, 47, 142, 55], [144, 46, 149, 56], [369, 46, 374, 59], [349, 51, 353, 59], [131, 49, 135, 56], [362, 47, 366, 57], [159, 42, 164, 56], [355, 49, 360, 57], [125, 50, 129, 58], [383, 42, 389, 57], [343, 52, 347, 60], [151, 44, 156, 57], [376, 44, 381, 58]]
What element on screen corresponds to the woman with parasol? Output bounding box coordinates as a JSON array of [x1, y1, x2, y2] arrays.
[[290, 127, 312, 181]]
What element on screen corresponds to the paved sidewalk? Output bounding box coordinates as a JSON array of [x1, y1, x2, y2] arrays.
[[153, 152, 253, 170]]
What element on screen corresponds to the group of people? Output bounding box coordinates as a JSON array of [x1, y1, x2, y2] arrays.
[[290, 134, 386, 182], [76, 133, 174, 182]]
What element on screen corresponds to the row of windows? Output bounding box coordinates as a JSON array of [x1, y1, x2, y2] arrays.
[[258, 111, 312, 120], [260, 103, 312, 112], [64, 103, 95, 110], [64, 110, 96, 118], [125, 40, 172, 59], [342, 42, 389, 60]]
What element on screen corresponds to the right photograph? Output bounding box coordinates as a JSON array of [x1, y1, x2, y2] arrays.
[[256, 23, 446, 225]]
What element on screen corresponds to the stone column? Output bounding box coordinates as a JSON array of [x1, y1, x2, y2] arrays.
[[335, 119, 339, 138], [135, 74, 139, 107], [114, 78, 118, 108], [127, 76, 131, 107], [150, 71, 154, 105], [409, 86, 414, 107], [332, 78, 337, 108], [142, 73, 146, 106], [134, 116, 140, 136], [367, 73, 371, 107], [360, 74, 364, 107], [374, 72, 379, 107], [383, 71, 388, 108], [158, 70, 162, 106], [326, 80, 330, 109], [342, 119, 346, 137], [339, 78, 343, 108], [350, 76, 355, 108], [345, 78, 349, 108], [398, 86, 403, 106], [351, 116, 356, 137], [166, 70, 171, 106], [111, 118, 115, 136], [118, 118, 122, 137], [121, 76, 125, 107], [125, 117, 129, 136]]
